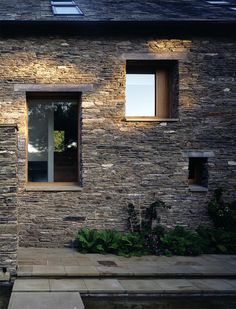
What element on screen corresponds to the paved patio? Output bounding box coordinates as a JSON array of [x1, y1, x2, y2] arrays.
[[13, 247, 236, 297], [18, 247, 236, 278]]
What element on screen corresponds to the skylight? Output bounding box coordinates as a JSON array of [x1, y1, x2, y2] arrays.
[[207, 1, 230, 4], [205, 0, 236, 11], [52, 1, 75, 4], [51, 0, 83, 15]]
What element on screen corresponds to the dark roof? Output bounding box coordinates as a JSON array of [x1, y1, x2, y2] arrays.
[[0, 0, 236, 22]]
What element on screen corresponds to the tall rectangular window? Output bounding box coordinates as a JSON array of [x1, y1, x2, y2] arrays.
[[28, 98, 78, 183]]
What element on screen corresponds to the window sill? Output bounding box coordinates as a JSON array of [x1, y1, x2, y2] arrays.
[[189, 185, 208, 192], [125, 117, 179, 122], [25, 183, 82, 192]]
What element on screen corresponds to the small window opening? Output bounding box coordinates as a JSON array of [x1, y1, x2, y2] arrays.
[[125, 60, 178, 120], [51, 0, 83, 15], [188, 157, 208, 188]]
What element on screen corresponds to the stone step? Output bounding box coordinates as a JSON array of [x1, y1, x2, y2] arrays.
[[17, 265, 236, 279], [12, 278, 236, 296], [8, 292, 84, 309]]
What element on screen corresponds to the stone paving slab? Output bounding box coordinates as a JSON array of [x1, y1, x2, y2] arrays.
[[17, 266, 33, 277], [8, 292, 84, 309], [83, 279, 124, 293], [60, 258, 81, 266], [18, 259, 47, 266], [12, 278, 236, 296], [191, 265, 235, 273], [156, 279, 200, 293], [33, 266, 66, 277], [119, 279, 161, 293], [75, 258, 99, 266], [65, 266, 99, 276], [50, 279, 88, 292], [96, 266, 134, 276], [13, 279, 50, 292], [189, 279, 236, 292], [127, 264, 190, 276]]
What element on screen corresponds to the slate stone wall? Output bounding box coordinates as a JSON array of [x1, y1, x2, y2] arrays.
[[0, 36, 235, 247], [0, 125, 18, 273]]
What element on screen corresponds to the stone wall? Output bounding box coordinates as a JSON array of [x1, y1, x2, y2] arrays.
[[0, 36, 235, 247], [0, 125, 18, 273]]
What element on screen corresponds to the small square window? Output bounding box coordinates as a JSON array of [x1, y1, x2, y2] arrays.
[[188, 157, 208, 188], [125, 61, 178, 120]]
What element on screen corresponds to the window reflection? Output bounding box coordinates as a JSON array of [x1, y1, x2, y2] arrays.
[[126, 74, 155, 117], [28, 100, 78, 182]]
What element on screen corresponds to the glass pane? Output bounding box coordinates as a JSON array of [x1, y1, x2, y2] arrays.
[[53, 102, 78, 182], [207, 1, 229, 4], [28, 100, 78, 183], [54, 131, 65, 152], [53, 6, 81, 14], [52, 2, 75, 5], [126, 74, 155, 117], [28, 102, 52, 182]]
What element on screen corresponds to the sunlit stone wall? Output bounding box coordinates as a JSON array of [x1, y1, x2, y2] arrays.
[[0, 125, 18, 273], [0, 37, 235, 247]]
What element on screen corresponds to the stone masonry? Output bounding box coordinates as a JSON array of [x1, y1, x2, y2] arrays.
[[0, 36, 235, 247], [0, 125, 18, 273]]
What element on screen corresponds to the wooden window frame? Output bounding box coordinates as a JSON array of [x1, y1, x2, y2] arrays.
[[155, 69, 170, 119], [26, 93, 81, 187], [125, 60, 178, 121]]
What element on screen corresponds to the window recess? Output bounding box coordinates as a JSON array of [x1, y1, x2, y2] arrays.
[[188, 158, 208, 186], [183, 151, 214, 192], [125, 60, 178, 121]]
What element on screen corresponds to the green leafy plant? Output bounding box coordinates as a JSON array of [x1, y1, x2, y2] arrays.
[[75, 228, 147, 257], [75, 192, 236, 258], [127, 200, 170, 255], [208, 188, 236, 231], [127, 200, 170, 234], [127, 203, 141, 232], [76, 228, 105, 253], [197, 226, 236, 254], [144, 225, 165, 255], [160, 226, 203, 256], [194, 189, 236, 254], [117, 232, 147, 257], [142, 200, 170, 232]]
